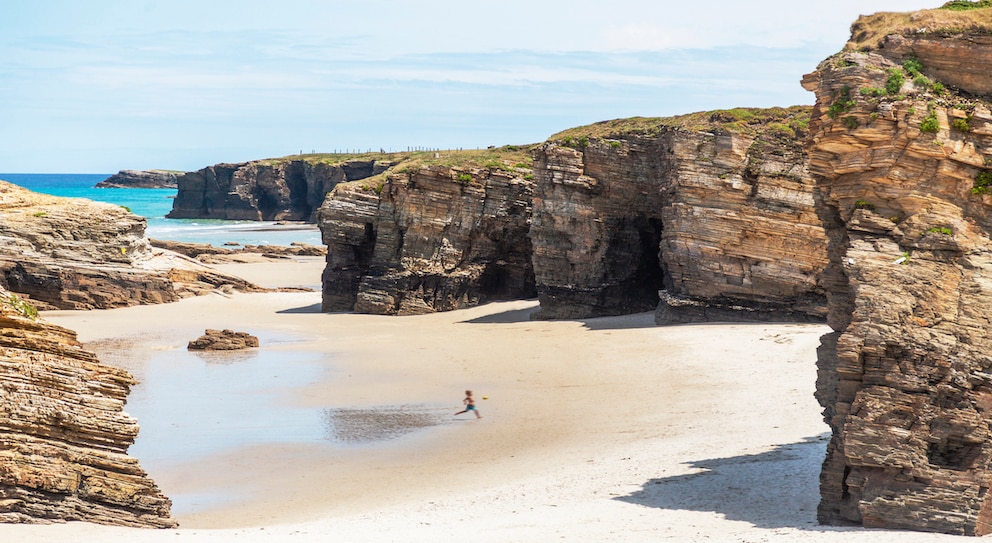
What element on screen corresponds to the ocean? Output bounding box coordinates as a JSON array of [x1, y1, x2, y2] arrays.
[[0, 173, 323, 247]]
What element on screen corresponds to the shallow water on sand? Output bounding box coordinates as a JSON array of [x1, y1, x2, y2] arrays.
[[87, 338, 454, 516]]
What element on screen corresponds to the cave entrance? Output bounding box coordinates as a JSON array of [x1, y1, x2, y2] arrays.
[[285, 162, 311, 220], [634, 216, 667, 307], [604, 216, 667, 314]]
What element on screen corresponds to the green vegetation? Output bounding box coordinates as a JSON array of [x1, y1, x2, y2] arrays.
[[842, 116, 859, 130], [972, 170, 992, 195], [942, 0, 992, 11], [119, 205, 132, 213], [548, 106, 812, 142], [827, 87, 856, 119], [886, 68, 905, 94], [904, 57, 925, 75], [951, 117, 972, 132], [356, 173, 387, 195], [854, 199, 876, 211], [920, 111, 941, 133], [860, 87, 886, 98], [32, 211, 47, 218], [6, 293, 38, 320], [925, 226, 954, 236], [260, 145, 536, 172], [456, 173, 474, 183]]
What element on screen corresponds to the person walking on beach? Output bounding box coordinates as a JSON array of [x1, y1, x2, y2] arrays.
[[455, 390, 482, 419]]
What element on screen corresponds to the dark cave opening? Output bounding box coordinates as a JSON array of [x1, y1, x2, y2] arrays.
[[604, 216, 667, 314]]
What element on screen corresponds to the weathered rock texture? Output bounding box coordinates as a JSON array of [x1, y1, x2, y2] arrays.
[[0, 180, 260, 309], [531, 111, 828, 322], [96, 170, 178, 189], [187, 329, 259, 350], [318, 164, 535, 315], [169, 158, 392, 222], [804, 17, 992, 535], [0, 286, 176, 527]]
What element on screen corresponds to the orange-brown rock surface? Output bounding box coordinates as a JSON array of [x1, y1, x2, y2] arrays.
[[0, 286, 176, 527], [318, 159, 535, 315], [804, 7, 992, 535], [0, 180, 260, 309], [531, 110, 828, 322]]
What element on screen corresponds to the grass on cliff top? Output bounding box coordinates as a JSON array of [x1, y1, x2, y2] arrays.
[[847, 3, 992, 51], [549, 106, 812, 141], [259, 145, 536, 171]]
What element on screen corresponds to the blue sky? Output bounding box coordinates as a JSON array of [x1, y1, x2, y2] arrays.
[[1, 0, 938, 173]]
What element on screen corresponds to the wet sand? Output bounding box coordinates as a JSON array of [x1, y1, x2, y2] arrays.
[[0, 258, 972, 542]]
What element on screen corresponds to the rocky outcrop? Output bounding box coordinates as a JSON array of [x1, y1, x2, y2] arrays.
[[803, 14, 992, 535], [149, 239, 326, 259], [0, 286, 176, 527], [0, 180, 261, 310], [96, 170, 179, 189], [531, 110, 828, 322], [187, 329, 259, 350], [168, 158, 392, 222], [318, 161, 536, 315]]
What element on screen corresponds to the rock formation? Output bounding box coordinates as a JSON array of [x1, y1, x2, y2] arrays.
[[804, 6, 992, 535], [0, 180, 261, 310], [0, 286, 176, 527], [149, 239, 326, 260], [96, 170, 179, 189], [531, 109, 828, 322], [168, 157, 393, 222], [318, 151, 536, 315], [187, 329, 259, 350]]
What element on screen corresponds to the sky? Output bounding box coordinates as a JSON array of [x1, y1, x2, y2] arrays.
[[0, 0, 940, 173]]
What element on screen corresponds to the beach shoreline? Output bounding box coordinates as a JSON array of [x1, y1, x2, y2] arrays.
[[0, 258, 971, 542]]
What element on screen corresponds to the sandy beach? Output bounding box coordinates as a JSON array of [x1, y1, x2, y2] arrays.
[[0, 258, 974, 542]]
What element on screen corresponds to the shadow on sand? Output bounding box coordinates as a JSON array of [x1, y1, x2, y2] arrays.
[[459, 301, 658, 330], [461, 304, 541, 324], [616, 434, 831, 531], [277, 302, 324, 314]]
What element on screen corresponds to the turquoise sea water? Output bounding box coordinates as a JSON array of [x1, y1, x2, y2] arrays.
[[0, 173, 322, 247]]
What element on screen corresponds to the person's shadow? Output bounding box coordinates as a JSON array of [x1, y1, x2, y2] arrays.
[[615, 434, 833, 530]]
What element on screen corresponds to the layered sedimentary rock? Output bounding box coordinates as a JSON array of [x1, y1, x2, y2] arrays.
[[0, 180, 259, 309], [96, 170, 179, 189], [318, 162, 535, 315], [187, 329, 259, 350], [531, 110, 828, 322], [169, 158, 392, 222], [804, 13, 992, 535], [0, 286, 176, 527]]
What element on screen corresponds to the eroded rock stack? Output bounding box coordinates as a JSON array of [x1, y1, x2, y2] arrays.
[[169, 158, 392, 222], [0, 180, 260, 309], [804, 8, 992, 535], [318, 161, 536, 315], [531, 110, 828, 322], [96, 170, 179, 189], [0, 287, 176, 527]]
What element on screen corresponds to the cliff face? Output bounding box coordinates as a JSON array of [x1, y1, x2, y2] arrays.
[[803, 24, 992, 535], [0, 180, 259, 310], [318, 164, 535, 315], [0, 286, 176, 527], [96, 170, 178, 189], [531, 111, 828, 323], [168, 158, 391, 222]]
